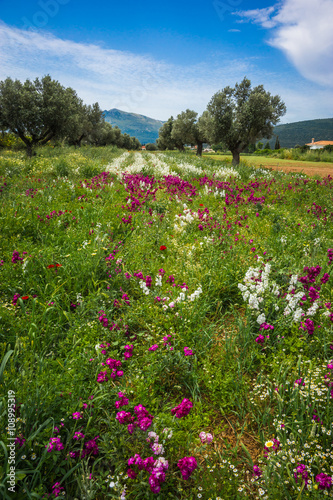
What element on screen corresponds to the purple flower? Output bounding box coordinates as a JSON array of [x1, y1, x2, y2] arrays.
[[138, 417, 153, 431], [127, 468, 137, 479], [12, 251, 23, 264], [149, 344, 159, 351], [115, 392, 129, 408], [127, 423, 135, 434], [299, 318, 315, 336], [51, 482, 64, 497], [128, 453, 144, 470], [294, 463, 309, 487], [97, 370, 109, 383], [184, 347, 194, 356], [177, 456, 198, 479], [145, 275, 152, 288], [315, 472, 332, 490], [46, 437, 63, 452], [15, 436, 26, 448], [143, 456, 155, 473], [116, 411, 133, 425], [12, 293, 20, 306], [308, 286, 320, 302], [255, 335, 265, 345], [72, 412, 82, 420], [73, 431, 85, 440], [124, 344, 134, 360], [253, 465, 262, 477], [171, 398, 193, 418], [321, 273, 330, 284], [81, 436, 99, 457]]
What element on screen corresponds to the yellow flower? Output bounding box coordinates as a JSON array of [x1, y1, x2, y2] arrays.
[[265, 440, 274, 448]]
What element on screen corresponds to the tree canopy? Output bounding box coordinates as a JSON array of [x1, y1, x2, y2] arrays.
[[0, 76, 82, 156], [171, 109, 208, 156], [206, 77, 286, 165], [0, 75, 141, 154]]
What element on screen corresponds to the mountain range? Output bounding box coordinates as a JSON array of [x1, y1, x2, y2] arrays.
[[103, 109, 333, 148], [103, 108, 164, 144]]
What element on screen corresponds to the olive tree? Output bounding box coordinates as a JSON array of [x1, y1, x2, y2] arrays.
[[68, 102, 105, 147], [171, 109, 208, 156], [0, 75, 82, 156], [157, 117, 176, 150], [207, 77, 286, 165]]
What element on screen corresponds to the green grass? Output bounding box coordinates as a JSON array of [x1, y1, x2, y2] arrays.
[[0, 147, 333, 499]]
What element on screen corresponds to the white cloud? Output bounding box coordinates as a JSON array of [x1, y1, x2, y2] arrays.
[[234, 6, 277, 28], [0, 21, 331, 123], [0, 22, 252, 120], [234, 0, 333, 87], [228, 29, 241, 32]]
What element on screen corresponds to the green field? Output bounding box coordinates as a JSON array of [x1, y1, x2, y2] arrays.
[[206, 154, 333, 172], [1, 148, 333, 499]]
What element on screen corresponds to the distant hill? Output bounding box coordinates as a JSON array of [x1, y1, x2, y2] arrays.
[[103, 110, 333, 149], [103, 109, 164, 144], [265, 118, 333, 148]]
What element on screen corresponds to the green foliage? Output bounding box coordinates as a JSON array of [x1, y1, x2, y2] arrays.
[[0, 76, 82, 156], [0, 147, 333, 499], [206, 77, 286, 165], [145, 143, 158, 151]]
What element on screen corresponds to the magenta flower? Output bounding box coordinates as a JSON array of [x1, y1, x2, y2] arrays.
[[73, 431, 85, 440], [115, 392, 129, 408], [51, 482, 64, 497], [294, 463, 309, 487], [177, 456, 198, 479], [15, 436, 26, 448], [127, 468, 137, 479], [81, 436, 99, 457], [97, 370, 109, 383], [255, 335, 265, 345], [46, 437, 64, 452], [149, 344, 159, 351], [253, 465, 262, 477], [316, 472, 332, 490], [72, 412, 82, 420], [124, 344, 134, 360], [116, 411, 133, 425], [171, 398, 193, 418], [127, 423, 135, 434], [184, 347, 194, 356]]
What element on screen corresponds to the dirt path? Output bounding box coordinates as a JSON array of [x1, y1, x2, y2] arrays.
[[206, 154, 333, 178]]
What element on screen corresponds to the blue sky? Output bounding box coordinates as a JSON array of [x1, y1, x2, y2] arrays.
[[0, 0, 332, 123]]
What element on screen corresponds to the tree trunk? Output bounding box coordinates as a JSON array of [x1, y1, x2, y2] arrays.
[[231, 150, 240, 166], [26, 143, 33, 158], [196, 141, 203, 157]]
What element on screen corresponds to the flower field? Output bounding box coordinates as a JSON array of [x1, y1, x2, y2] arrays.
[[1, 147, 333, 499]]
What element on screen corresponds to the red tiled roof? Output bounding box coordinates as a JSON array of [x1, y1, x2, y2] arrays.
[[306, 140, 333, 146]]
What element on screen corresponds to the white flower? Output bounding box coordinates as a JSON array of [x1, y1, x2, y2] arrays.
[[257, 313, 266, 324]]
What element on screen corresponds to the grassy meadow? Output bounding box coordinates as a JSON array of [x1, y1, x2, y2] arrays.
[[0, 147, 333, 499]]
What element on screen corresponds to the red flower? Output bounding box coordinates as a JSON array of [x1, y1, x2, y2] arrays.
[[199, 204, 204, 206], [22, 296, 29, 300], [160, 245, 167, 251], [47, 264, 55, 269], [55, 264, 62, 267]]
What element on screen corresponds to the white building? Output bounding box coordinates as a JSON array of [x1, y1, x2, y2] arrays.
[[306, 138, 333, 150]]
